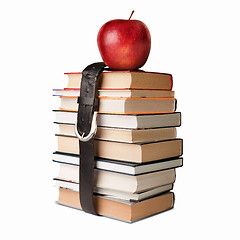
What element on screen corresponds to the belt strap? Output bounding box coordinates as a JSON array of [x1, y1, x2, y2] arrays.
[[75, 62, 106, 215]]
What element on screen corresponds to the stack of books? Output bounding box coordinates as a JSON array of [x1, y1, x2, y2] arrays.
[[53, 70, 183, 222]]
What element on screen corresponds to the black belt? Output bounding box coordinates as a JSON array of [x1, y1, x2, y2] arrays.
[[75, 62, 106, 215]]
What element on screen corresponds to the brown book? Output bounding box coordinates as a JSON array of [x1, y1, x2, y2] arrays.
[[57, 124, 177, 143], [56, 135, 183, 163], [65, 71, 173, 90], [57, 188, 174, 222], [59, 96, 176, 114]]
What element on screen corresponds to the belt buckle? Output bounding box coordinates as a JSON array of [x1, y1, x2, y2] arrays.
[[75, 111, 98, 142]]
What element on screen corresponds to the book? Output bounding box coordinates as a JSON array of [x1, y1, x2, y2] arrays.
[[52, 65, 184, 222], [65, 71, 173, 90], [53, 110, 181, 129], [59, 96, 176, 114], [56, 135, 183, 163], [54, 179, 173, 201], [56, 124, 177, 143], [53, 151, 183, 175], [57, 188, 174, 222], [53, 88, 175, 98], [55, 162, 176, 193]]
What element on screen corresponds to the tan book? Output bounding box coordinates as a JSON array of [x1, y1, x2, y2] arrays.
[[54, 89, 175, 98], [65, 71, 173, 90], [55, 179, 174, 201], [53, 110, 181, 129], [56, 135, 183, 163], [59, 96, 176, 114], [57, 188, 174, 222], [57, 124, 177, 143], [53, 152, 183, 175], [55, 163, 176, 193]]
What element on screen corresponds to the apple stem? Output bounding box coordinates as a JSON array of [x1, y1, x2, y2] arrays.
[[128, 10, 134, 20]]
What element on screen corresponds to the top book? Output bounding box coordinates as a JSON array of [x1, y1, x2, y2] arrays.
[[65, 71, 173, 90]]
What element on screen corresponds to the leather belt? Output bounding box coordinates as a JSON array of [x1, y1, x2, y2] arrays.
[[75, 62, 106, 215]]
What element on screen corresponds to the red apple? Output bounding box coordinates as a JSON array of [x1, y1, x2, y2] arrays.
[[97, 14, 151, 70]]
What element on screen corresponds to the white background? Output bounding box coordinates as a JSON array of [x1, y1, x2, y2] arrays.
[[1, 0, 239, 239]]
